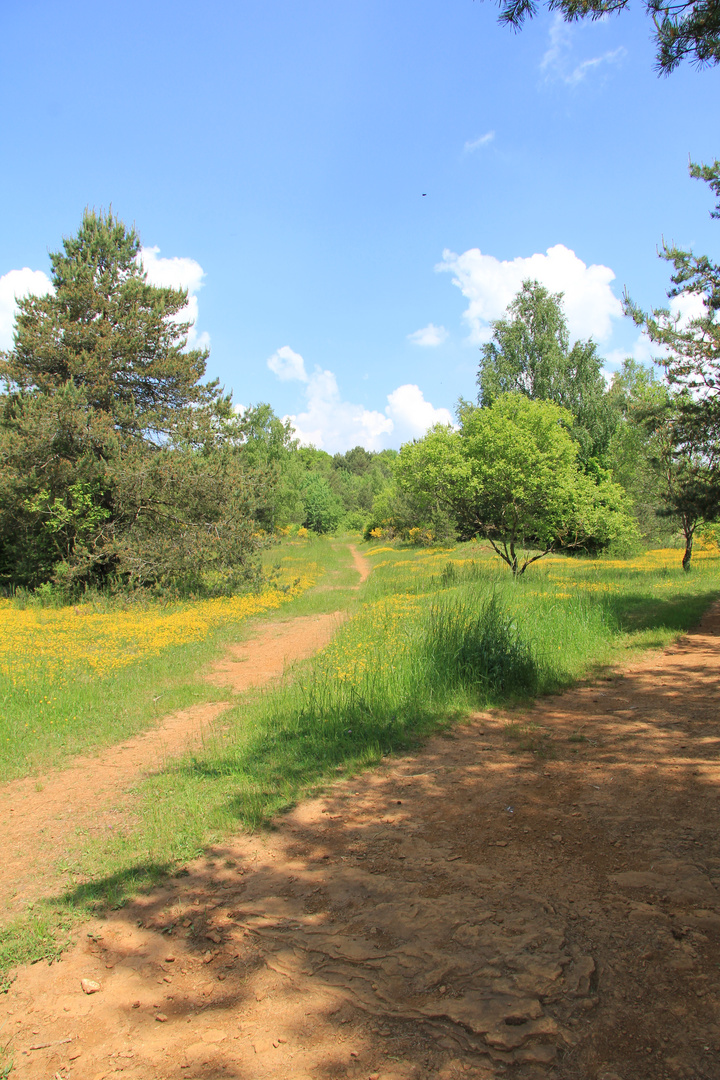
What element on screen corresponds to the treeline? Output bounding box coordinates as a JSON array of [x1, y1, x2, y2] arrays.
[[3, 165, 720, 596]]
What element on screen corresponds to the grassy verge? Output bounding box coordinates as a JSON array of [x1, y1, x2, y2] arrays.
[[0, 536, 354, 782], [2, 540, 720, 981]]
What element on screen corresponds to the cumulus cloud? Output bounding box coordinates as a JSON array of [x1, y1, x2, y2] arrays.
[[267, 346, 452, 452], [267, 345, 309, 382], [140, 246, 209, 350], [385, 384, 454, 440], [0, 267, 53, 350], [407, 322, 449, 347], [670, 290, 707, 327], [603, 333, 661, 376], [437, 242, 623, 344], [286, 367, 393, 452], [540, 14, 626, 86], [464, 131, 495, 154]]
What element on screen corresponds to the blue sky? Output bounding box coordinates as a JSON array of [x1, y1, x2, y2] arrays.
[[1, 0, 718, 451]]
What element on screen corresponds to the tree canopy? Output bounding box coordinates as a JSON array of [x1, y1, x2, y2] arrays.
[[394, 394, 637, 574], [487, 0, 720, 74], [477, 280, 615, 468]]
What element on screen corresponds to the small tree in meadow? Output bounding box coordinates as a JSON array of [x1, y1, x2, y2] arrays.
[[395, 394, 638, 575]]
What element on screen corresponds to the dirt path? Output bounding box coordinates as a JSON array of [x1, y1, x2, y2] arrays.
[[3, 598, 720, 1079], [0, 612, 345, 918], [349, 544, 372, 586]]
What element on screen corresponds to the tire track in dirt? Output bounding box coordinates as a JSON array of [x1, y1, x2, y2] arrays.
[[3, 599, 720, 1080], [0, 542, 373, 917]]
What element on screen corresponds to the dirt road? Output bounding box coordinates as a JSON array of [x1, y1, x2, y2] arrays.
[[2, 594, 720, 1079]]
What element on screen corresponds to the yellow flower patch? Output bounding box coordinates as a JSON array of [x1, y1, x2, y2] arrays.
[[1, 569, 316, 687]]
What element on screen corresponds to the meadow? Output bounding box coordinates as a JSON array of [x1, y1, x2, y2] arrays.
[[2, 537, 720, 977], [0, 541, 327, 782]]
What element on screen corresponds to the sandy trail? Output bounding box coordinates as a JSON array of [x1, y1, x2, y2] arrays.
[[0, 603, 353, 918], [3, 587, 720, 1079]]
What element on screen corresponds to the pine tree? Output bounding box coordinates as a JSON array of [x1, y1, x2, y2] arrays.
[[0, 210, 263, 592]]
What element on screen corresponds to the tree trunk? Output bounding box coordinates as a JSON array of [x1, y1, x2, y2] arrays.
[[682, 528, 693, 572]]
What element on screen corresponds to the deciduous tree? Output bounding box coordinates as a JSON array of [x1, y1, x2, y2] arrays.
[[395, 394, 637, 575], [477, 280, 616, 468]]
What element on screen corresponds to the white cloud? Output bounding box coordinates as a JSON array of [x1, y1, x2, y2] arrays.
[[267, 345, 309, 382], [267, 346, 451, 452], [604, 333, 661, 375], [407, 322, 449, 347], [464, 131, 495, 154], [670, 290, 707, 327], [385, 384, 454, 440], [286, 366, 393, 452], [541, 14, 626, 86], [0, 267, 53, 350], [140, 246, 209, 350], [437, 242, 623, 344]]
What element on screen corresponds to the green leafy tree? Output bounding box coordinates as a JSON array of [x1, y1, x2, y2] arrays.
[[486, 0, 720, 74], [606, 359, 675, 544], [646, 398, 720, 568], [302, 473, 344, 534], [395, 394, 638, 575], [0, 210, 263, 592], [477, 280, 616, 468], [624, 159, 720, 565], [332, 446, 374, 475], [232, 403, 305, 530]]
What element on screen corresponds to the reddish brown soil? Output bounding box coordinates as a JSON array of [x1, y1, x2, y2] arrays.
[[0, 611, 345, 918], [2, 600, 720, 1080]]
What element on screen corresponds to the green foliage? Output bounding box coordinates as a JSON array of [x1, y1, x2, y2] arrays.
[[477, 279, 616, 468], [487, 0, 720, 74], [606, 360, 676, 545], [423, 593, 537, 696], [3, 209, 215, 440], [395, 394, 638, 574], [624, 160, 720, 565], [641, 398, 720, 569], [0, 210, 265, 594], [302, 473, 344, 533], [362, 477, 456, 543], [232, 403, 305, 529]]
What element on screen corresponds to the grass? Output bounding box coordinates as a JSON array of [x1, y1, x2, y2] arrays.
[[0, 536, 350, 781], [2, 537, 720, 981]]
